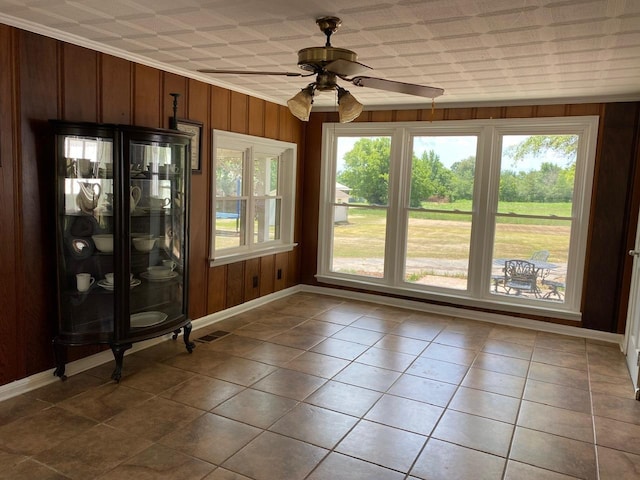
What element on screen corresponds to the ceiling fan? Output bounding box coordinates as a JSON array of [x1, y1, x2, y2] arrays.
[[198, 16, 444, 122]]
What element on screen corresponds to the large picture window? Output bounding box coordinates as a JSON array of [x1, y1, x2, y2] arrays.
[[317, 117, 598, 319], [211, 130, 297, 265]]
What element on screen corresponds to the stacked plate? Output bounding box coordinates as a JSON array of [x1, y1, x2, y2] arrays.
[[97, 277, 141, 291]]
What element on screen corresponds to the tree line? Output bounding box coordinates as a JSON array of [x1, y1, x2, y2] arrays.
[[337, 137, 576, 207]]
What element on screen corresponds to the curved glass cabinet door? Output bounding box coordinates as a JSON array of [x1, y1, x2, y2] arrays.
[[52, 121, 193, 382]]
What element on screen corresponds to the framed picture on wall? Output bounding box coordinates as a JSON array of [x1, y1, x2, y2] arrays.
[[176, 119, 203, 174]]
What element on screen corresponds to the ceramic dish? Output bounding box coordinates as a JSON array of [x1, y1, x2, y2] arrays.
[[140, 271, 178, 282], [130, 311, 168, 328], [97, 278, 141, 291]]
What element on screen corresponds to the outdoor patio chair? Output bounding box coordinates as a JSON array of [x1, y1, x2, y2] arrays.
[[529, 250, 550, 262], [542, 279, 565, 300], [504, 259, 539, 297]]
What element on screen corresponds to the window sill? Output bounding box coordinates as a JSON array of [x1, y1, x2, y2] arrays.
[[210, 243, 297, 267], [315, 273, 581, 323]]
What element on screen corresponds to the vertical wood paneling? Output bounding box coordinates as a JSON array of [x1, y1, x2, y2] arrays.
[[370, 110, 393, 122], [226, 262, 244, 307], [446, 108, 474, 120], [211, 85, 230, 131], [421, 108, 444, 121], [475, 107, 504, 119], [395, 110, 420, 122], [279, 106, 294, 142], [100, 54, 131, 124], [187, 78, 210, 320], [133, 64, 161, 127], [248, 97, 265, 137], [19, 30, 59, 377], [536, 104, 567, 118], [274, 252, 288, 291], [566, 104, 601, 116], [582, 103, 639, 331], [505, 105, 535, 118], [0, 25, 19, 384], [264, 102, 279, 139], [260, 255, 275, 296], [230, 91, 248, 134], [207, 265, 227, 313], [62, 44, 97, 122], [244, 258, 260, 302]]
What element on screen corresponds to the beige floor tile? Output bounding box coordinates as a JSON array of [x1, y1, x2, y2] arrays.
[[461, 367, 526, 398], [482, 338, 533, 360], [160, 412, 262, 465], [0, 406, 96, 456], [528, 362, 589, 390], [201, 334, 263, 355], [350, 315, 401, 333], [160, 375, 244, 411], [34, 424, 152, 478], [433, 330, 487, 350], [472, 351, 530, 377], [223, 431, 328, 480], [24, 372, 106, 404], [596, 446, 640, 480], [0, 395, 52, 427], [592, 392, 640, 425], [212, 388, 297, 429], [364, 393, 443, 435], [205, 356, 278, 386], [406, 356, 469, 384], [432, 409, 514, 456], [331, 326, 386, 345], [510, 427, 597, 479], [269, 403, 358, 448], [305, 380, 382, 417], [594, 416, 640, 455], [388, 374, 457, 407], [307, 452, 405, 480], [0, 458, 71, 479], [252, 368, 326, 401], [333, 362, 401, 391], [532, 347, 588, 371], [312, 309, 364, 325], [293, 319, 345, 337], [268, 329, 327, 350], [420, 342, 477, 366], [162, 349, 232, 375], [106, 396, 204, 441], [487, 326, 538, 347], [449, 386, 521, 423], [335, 419, 426, 472], [534, 333, 586, 355], [284, 351, 350, 378], [523, 378, 592, 414], [391, 322, 446, 341], [233, 322, 288, 341], [504, 460, 581, 479], [242, 342, 305, 366], [517, 400, 594, 442], [353, 347, 416, 372], [373, 334, 429, 355], [589, 372, 635, 399], [132, 338, 189, 362], [119, 362, 194, 394], [99, 443, 215, 479], [411, 438, 506, 480], [204, 467, 253, 479], [310, 338, 369, 360]]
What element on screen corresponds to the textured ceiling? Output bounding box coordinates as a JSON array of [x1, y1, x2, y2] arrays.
[[1, 0, 639, 110]]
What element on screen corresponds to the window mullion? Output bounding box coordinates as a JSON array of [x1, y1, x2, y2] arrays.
[[385, 128, 409, 285]]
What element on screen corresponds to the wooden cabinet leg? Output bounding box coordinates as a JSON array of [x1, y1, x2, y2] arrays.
[[52, 339, 67, 381], [183, 321, 195, 353], [110, 343, 132, 382]]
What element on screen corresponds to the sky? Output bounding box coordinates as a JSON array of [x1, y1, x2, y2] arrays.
[[336, 135, 571, 174]]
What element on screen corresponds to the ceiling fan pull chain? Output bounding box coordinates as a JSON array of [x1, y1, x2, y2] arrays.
[[431, 98, 435, 122]]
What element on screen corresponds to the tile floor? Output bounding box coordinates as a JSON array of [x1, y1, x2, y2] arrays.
[[1, 292, 640, 479]]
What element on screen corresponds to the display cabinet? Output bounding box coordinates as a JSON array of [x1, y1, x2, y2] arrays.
[[51, 121, 195, 382]]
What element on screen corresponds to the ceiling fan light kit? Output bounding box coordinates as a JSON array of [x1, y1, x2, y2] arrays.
[[198, 16, 444, 122]]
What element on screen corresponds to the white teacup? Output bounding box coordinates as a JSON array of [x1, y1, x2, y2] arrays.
[[149, 196, 170, 209], [162, 260, 176, 271], [105, 273, 134, 284], [76, 273, 95, 292]]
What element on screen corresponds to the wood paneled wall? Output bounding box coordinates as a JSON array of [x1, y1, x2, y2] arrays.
[[0, 26, 303, 386], [300, 104, 640, 333]]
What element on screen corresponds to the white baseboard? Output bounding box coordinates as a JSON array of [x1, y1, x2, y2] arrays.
[[0, 283, 622, 401]]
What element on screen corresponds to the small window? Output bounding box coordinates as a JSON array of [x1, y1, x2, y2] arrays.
[[211, 130, 297, 265]]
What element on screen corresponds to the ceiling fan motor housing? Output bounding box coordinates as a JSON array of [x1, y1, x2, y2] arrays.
[[297, 47, 358, 73]]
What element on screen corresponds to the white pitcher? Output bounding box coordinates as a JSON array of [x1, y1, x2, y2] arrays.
[[130, 185, 142, 212]]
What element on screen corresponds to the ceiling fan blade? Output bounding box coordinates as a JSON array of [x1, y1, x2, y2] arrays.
[[325, 58, 372, 77], [198, 69, 306, 77], [349, 76, 444, 98]]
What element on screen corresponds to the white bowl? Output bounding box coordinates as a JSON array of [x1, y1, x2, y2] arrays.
[[92, 234, 113, 252], [146, 266, 172, 278], [133, 237, 156, 252]]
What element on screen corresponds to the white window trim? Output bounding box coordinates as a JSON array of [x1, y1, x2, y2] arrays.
[[210, 130, 297, 267], [317, 117, 599, 321]]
